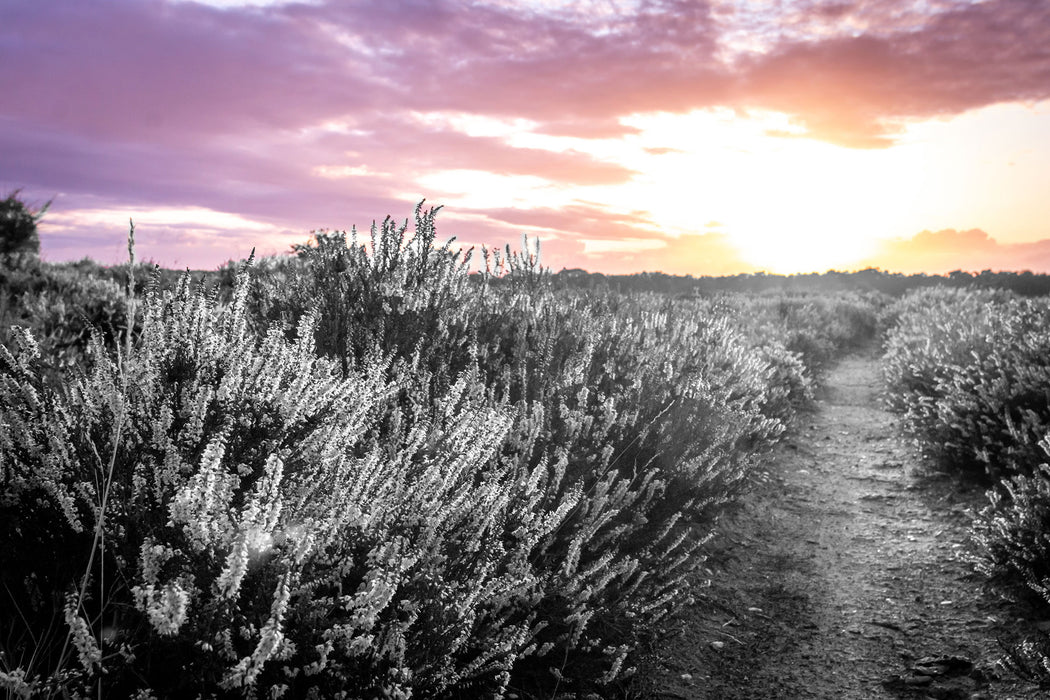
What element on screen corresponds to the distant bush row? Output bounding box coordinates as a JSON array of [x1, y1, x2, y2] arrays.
[[1, 205, 879, 698], [558, 267, 1050, 298], [881, 287, 1050, 680]]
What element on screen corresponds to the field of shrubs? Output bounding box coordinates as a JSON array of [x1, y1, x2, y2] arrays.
[[881, 287, 1050, 680], [0, 203, 884, 698]]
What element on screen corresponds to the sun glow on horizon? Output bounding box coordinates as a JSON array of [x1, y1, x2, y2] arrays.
[[402, 101, 1050, 275], [410, 108, 935, 273], [613, 110, 940, 272]]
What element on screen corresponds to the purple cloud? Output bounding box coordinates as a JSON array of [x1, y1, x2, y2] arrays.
[[3, 0, 1050, 269]]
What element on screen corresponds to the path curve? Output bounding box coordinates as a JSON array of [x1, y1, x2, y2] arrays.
[[635, 353, 1044, 700]]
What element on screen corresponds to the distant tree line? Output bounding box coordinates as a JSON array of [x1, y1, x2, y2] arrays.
[[552, 267, 1050, 297]]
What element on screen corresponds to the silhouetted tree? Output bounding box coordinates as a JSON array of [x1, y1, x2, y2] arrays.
[[1, 189, 50, 264]]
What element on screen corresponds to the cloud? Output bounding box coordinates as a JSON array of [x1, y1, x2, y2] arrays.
[[4, 0, 1050, 269], [534, 119, 643, 139], [592, 231, 758, 276], [0, 0, 384, 144], [475, 203, 659, 240], [643, 146, 682, 156], [445, 202, 755, 275], [734, 0, 1050, 147], [5, 0, 1049, 152], [323, 115, 637, 185], [862, 228, 1050, 274], [41, 212, 298, 270], [0, 0, 727, 143], [390, 201, 755, 275]]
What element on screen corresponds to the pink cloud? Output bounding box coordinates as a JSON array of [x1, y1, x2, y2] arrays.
[[6, 0, 1049, 153], [472, 204, 657, 240], [862, 228, 1050, 274], [444, 203, 756, 275], [574, 231, 758, 276], [318, 117, 637, 185], [533, 119, 643, 139], [736, 0, 1050, 147]]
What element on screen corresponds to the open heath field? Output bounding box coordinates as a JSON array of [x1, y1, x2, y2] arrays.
[[3, 203, 1050, 698]]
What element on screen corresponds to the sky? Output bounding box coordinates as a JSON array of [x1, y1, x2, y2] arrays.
[[3, 0, 1050, 275]]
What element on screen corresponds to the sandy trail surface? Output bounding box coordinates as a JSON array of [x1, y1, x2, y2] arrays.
[[634, 353, 1046, 699]]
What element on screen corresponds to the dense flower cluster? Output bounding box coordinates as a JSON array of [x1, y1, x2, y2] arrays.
[[0, 206, 878, 698]]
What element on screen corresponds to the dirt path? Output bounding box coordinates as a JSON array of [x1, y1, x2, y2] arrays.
[[633, 353, 1046, 699]]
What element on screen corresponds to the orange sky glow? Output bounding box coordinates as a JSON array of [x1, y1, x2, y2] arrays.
[[4, 0, 1050, 275]]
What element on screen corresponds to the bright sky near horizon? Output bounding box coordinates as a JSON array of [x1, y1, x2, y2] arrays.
[[3, 0, 1050, 274]]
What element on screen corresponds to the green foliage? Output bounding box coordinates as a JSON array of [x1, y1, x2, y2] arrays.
[[881, 286, 1050, 682], [717, 291, 882, 380], [972, 454, 1050, 604], [0, 260, 130, 380], [971, 452, 1050, 684], [1, 190, 50, 266], [0, 205, 879, 698], [560, 266, 1050, 298], [1, 262, 572, 697], [882, 287, 1050, 478]]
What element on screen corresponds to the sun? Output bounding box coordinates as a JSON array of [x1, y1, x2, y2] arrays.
[[357, 108, 942, 275], [610, 109, 934, 273]]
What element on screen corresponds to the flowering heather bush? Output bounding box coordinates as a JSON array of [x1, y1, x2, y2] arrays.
[[0, 259, 131, 380], [0, 206, 878, 697], [881, 286, 1050, 682], [972, 450, 1050, 684], [882, 287, 1050, 477], [723, 291, 882, 378], [243, 208, 807, 693], [0, 261, 576, 697]]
